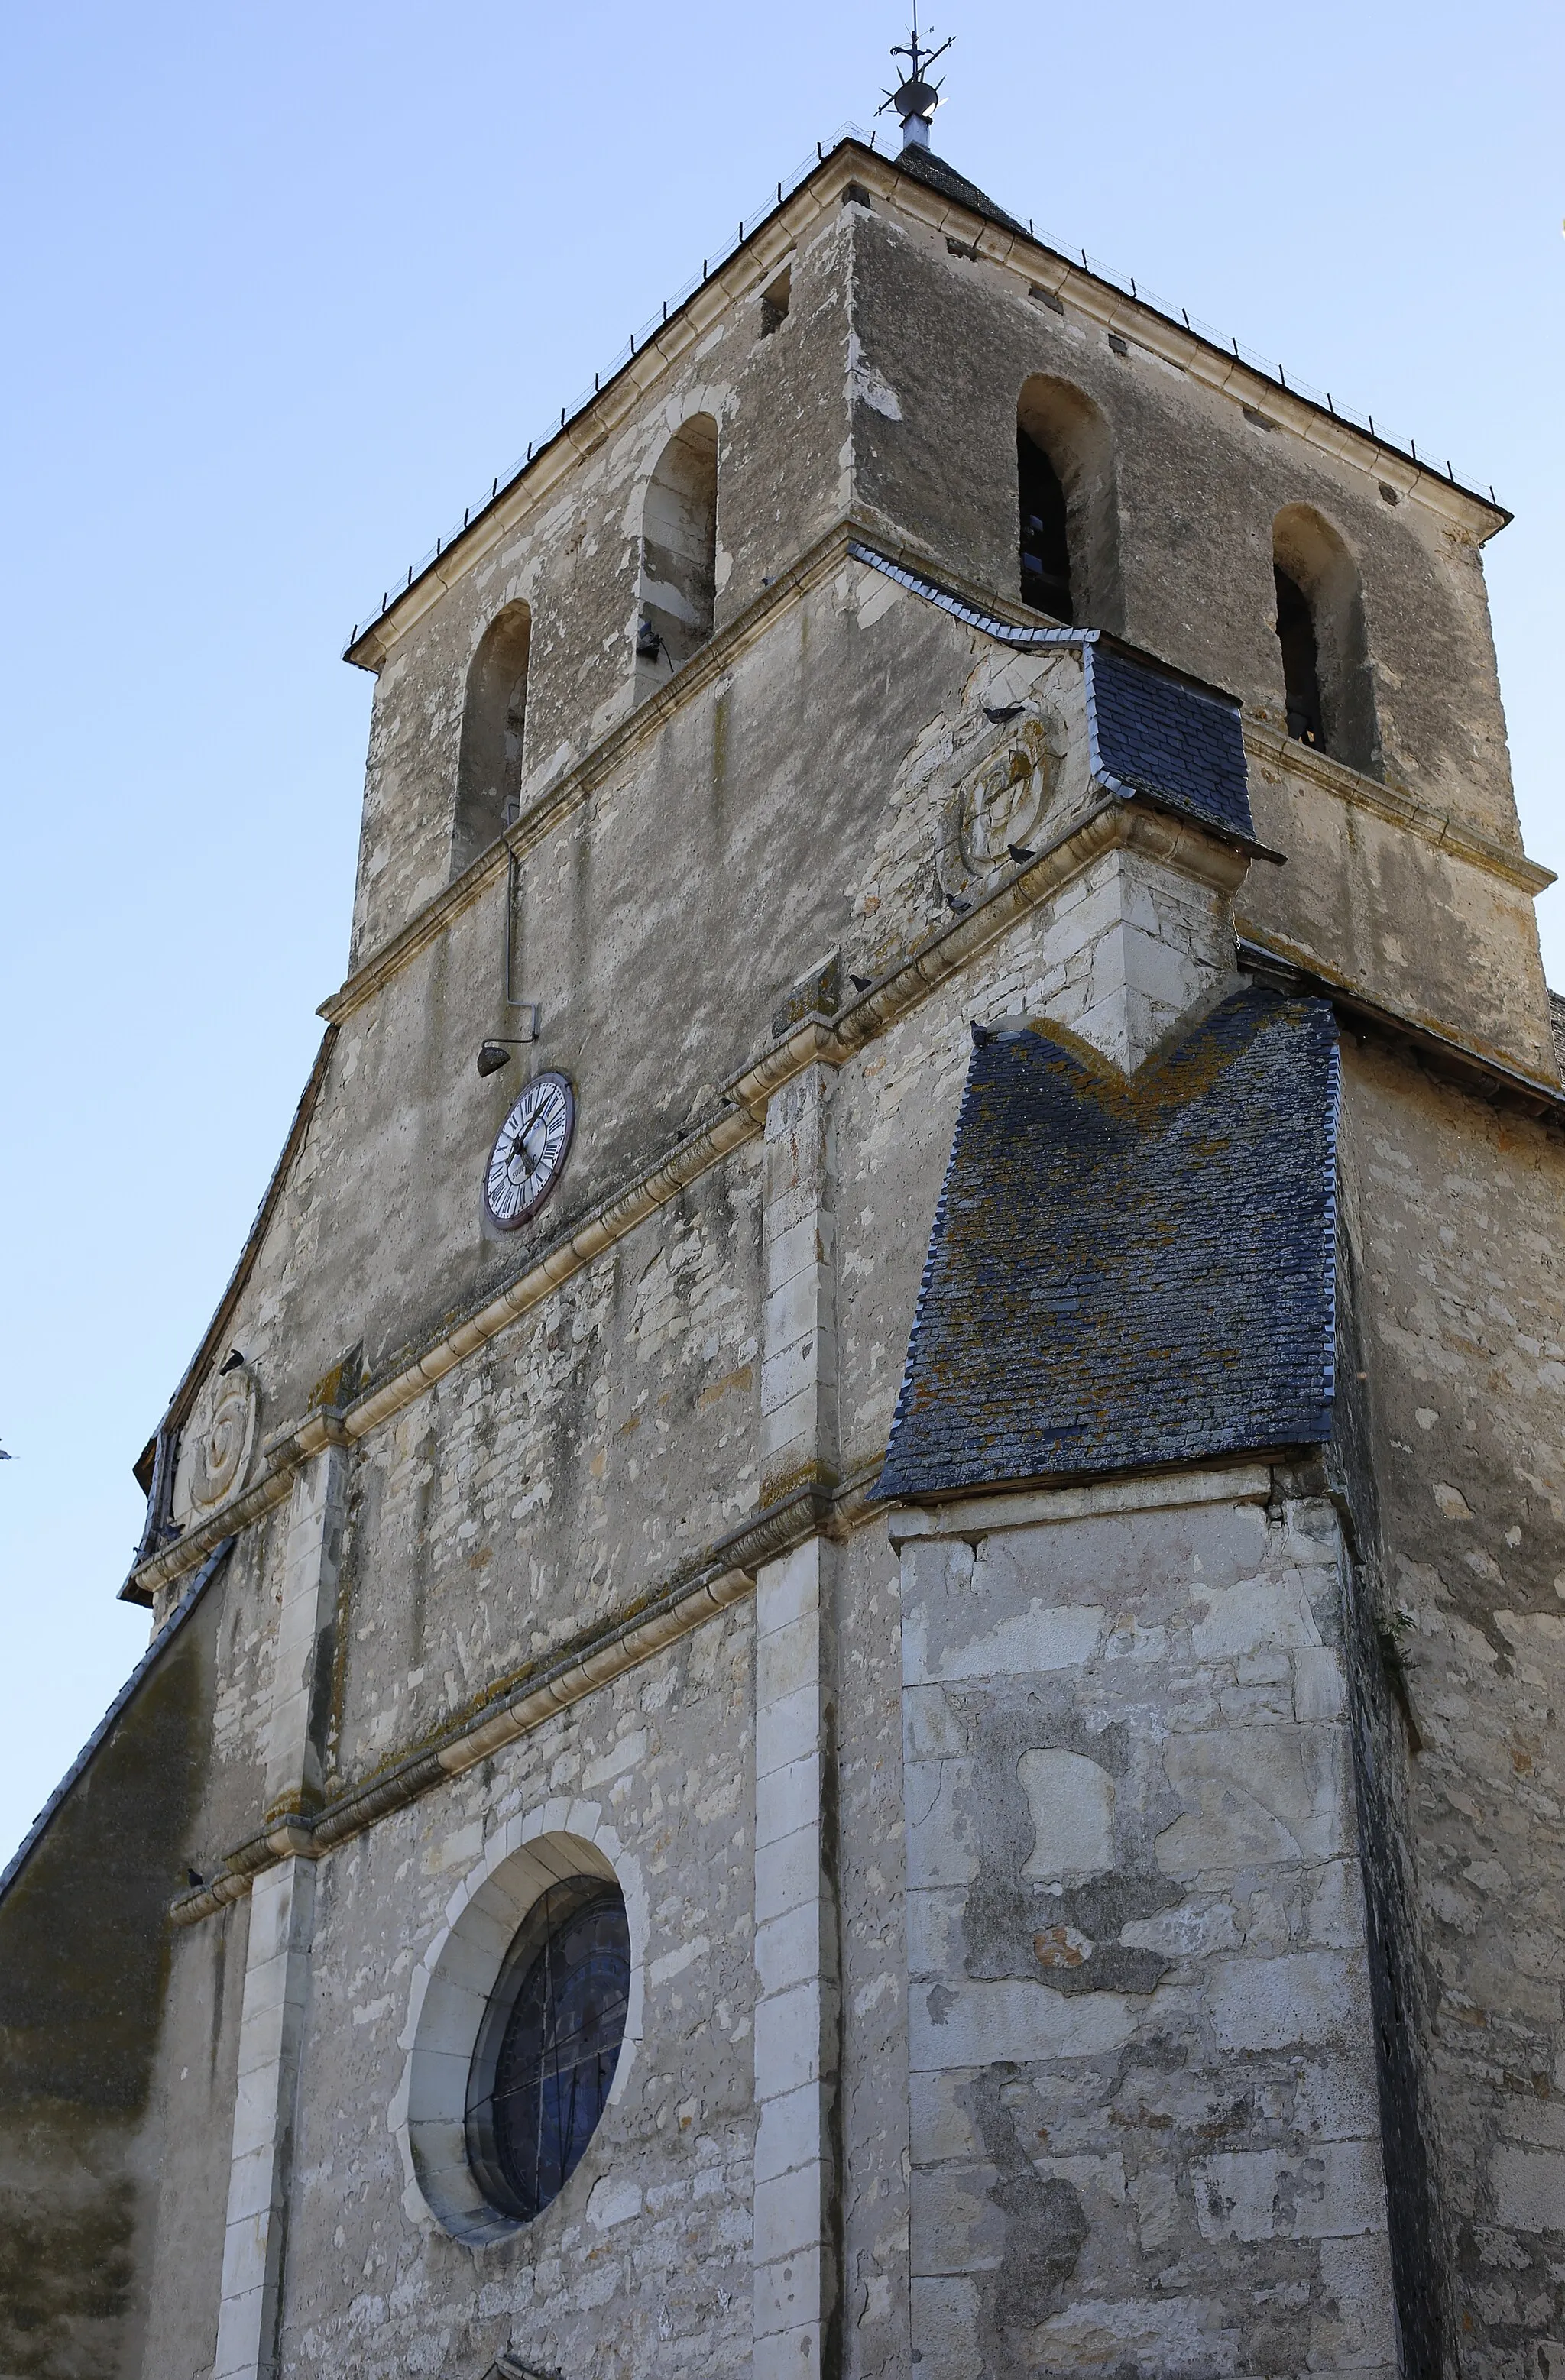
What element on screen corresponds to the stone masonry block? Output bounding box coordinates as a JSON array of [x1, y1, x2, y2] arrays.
[[755, 2080, 831, 2185], [756, 1682, 825, 1784], [1208, 1951, 1366, 2052], [757, 1614, 825, 1714], [756, 1750, 823, 1853], [753, 2241, 826, 2342], [754, 2158, 829, 2264], [755, 1824, 825, 1925], [757, 1541, 824, 1636], [756, 1899, 827, 1999], [754, 1980, 828, 2101]]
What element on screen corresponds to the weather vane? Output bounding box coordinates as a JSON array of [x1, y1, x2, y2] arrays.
[[880, 7, 954, 151]]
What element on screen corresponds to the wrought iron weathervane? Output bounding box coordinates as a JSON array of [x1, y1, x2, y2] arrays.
[[880, 8, 954, 151]]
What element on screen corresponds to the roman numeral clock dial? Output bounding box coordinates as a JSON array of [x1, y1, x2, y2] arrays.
[[483, 1071, 575, 1232]]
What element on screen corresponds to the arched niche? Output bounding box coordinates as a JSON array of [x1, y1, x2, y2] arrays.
[[452, 601, 531, 878], [1272, 504, 1381, 778], [1016, 377, 1122, 630], [636, 414, 718, 695]]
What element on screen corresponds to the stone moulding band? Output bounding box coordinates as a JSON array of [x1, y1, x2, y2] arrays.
[[169, 1473, 878, 1929], [1242, 715, 1554, 897]]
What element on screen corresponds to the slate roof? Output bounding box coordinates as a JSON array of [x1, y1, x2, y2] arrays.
[[1087, 643, 1256, 846], [0, 1537, 235, 1909], [876, 988, 1340, 1501], [889, 141, 1030, 238]]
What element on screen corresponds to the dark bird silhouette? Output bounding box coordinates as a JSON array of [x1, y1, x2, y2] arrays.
[[1008, 844, 1036, 865], [219, 1349, 246, 1375], [983, 703, 1024, 722], [849, 973, 873, 993], [946, 892, 972, 914], [186, 1868, 205, 1889]]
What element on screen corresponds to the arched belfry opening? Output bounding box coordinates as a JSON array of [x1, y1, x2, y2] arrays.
[[636, 414, 718, 697], [1018, 429, 1072, 623], [1272, 506, 1380, 777], [1016, 378, 1120, 629], [453, 602, 531, 877]]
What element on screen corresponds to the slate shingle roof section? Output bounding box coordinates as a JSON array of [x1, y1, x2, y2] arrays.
[[889, 144, 1030, 238], [1087, 643, 1256, 844], [877, 989, 1340, 1501]]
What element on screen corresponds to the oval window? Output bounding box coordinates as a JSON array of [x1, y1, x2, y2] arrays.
[[465, 1875, 631, 2222]]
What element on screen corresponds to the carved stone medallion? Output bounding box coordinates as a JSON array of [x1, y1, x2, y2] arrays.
[[957, 717, 1060, 873], [177, 1366, 259, 1519]]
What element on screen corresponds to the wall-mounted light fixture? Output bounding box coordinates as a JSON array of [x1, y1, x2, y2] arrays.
[[477, 1010, 540, 1077]]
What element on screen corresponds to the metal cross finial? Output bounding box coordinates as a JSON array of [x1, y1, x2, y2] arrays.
[[880, 6, 954, 150]]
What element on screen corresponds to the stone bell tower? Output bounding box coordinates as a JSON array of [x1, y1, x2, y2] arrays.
[[4, 29, 1563, 2380]]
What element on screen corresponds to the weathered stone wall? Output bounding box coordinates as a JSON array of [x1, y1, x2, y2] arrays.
[[1239, 730, 1556, 1083], [279, 1611, 757, 2380], [330, 1162, 763, 1781], [0, 1583, 227, 2380], [893, 1467, 1398, 2380], [1339, 1038, 1565, 2373]]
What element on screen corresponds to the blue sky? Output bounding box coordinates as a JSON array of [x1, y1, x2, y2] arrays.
[[2, 0, 1560, 1867]]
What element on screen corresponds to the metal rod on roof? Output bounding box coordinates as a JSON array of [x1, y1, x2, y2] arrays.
[[1278, 364, 1286, 387]]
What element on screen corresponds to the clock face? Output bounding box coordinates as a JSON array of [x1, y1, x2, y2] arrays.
[[484, 1071, 575, 1232]]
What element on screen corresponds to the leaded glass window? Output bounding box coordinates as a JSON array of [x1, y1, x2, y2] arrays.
[[465, 1876, 631, 2222]]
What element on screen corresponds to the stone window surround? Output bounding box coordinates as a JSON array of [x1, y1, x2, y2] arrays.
[[390, 1799, 648, 2249]]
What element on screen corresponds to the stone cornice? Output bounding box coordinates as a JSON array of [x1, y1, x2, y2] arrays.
[[1243, 718, 1554, 896]]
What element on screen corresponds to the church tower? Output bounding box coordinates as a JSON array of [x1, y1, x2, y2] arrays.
[[5, 37, 1563, 2380]]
